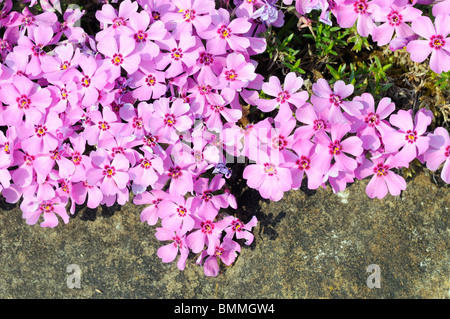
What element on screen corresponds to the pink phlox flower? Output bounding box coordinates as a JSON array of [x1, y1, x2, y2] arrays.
[[155, 147, 194, 196], [424, 127, 450, 183], [71, 160, 104, 210], [20, 196, 69, 228], [14, 25, 55, 77], [218, 52, 257, 91], [313, 122, 364, 174], [257, 71, 309, 113], [95, 0, 139, 41], [203, 87, 242, 133], [196, 237, 241, 277], [242, 148, 293, 201], [158, 196, 196, 234], [284, 138, 327, 190], [86, 149, 130, 197], [134, 189, 169, 225], [33, 144, 76, 184], [128, 146, 164, 194], [129, 60, 167, 101], [82, 107, 125, 147], [371, 0, 423, 46], [351, 93, 396, 150], [62, 54, 108, 107], [155, 227, 190, 271], [355, 154, 407, 199], [383, 108, 433, 165], [406, 15, 450, 74], [40, 43, 81, 82], [334, 0, 377, 37], [123, 11, 167, 60], [97, 34, 141, 81], [166, 0, 216, 39], [147, 97, 193, 144], [191, 174, 231, 214], [187, 76, 225, 114], [197, 8, 252, 55], [118, 102, 152, 139], [20, 111, 62, 156], [311, 79, 363, 121], [155, 32, 201, 78], [294, 102, 332, 141], [186, 208, 233, 256], [223, 215, 258, 245], [0, 75, 51, 128], [54, 7, 85, 42]]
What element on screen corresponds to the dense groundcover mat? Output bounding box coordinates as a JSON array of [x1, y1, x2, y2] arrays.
[[0, 0, 449, 277]]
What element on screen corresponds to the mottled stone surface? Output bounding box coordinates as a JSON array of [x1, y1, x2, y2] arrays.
[[0, 171, 448, 299]]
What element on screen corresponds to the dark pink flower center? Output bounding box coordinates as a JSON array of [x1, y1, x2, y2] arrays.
[[263, 163, 277, 176], [103, 165, 116, 178], [373, 162, 389, 177], [429, 35, 445, 50], [364, 112, 380, 127], [354, 0, 368, 14], [112, 17, 126, 28], [177, 206, 188, 217], [405, 130, 417, 143], [32, 45, 46, 56], [35, 124, 47, 137], [39, 202, 54, 213], [444, 145, 450, 157], [171, 48, 183, 61], [201, 220, 214, 234], [192, 150, 204, 163], [72, 152, 82, 165], [51, 149, 61, 160], [146, 75, 156, 86], [218, 25, 231, 38], [211, 104, 224, 112], [296, 155, 311, 170], [172, 235, 183, 248], [387, 10, 402, 26], [24, 153, 35, 166], [313, 119, 327, 131], [60, 61, 71, 70], [183, 9, 196, 22], [225, 69, 237, 81], [134, 30, 148, 43], [81, 75, 91, 87], [17, 95, 31, 109], [140, 158, 152, 169], [201, 190, 213, 202], [272, 136, 288, 150], [329, 94, 342, 106], [22, 15, 35, 26], [152, 11, 161, 21], [168, 166, 182, 179], [132, 117, 143, 129], [144, 133, 158, 147], [98, 121, 110, 131], [231, 219, 244, 232], [329, 140, 343, 155], [111, 53, 124, 66], [277, 91, 290, 103], [199, 84, 212, 95], [60, 88, 68, 100], [199, 52, 214, 66], [164, 113, 176, 126]]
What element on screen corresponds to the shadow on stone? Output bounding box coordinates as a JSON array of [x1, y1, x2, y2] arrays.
[[0, 196, 16, 211]]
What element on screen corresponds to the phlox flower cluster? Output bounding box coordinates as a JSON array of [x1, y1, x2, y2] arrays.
[[288, 0, 450, 74], [245, 74, 449, 201], [0, 0, 449, 277]]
